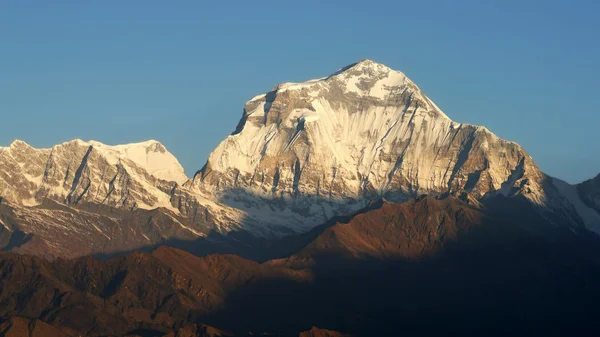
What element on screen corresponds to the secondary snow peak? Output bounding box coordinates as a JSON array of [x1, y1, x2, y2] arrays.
[[0, 138, 188, 209]]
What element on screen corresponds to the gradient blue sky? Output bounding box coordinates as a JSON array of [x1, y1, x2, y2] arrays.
[[1, 1, 598, 183]]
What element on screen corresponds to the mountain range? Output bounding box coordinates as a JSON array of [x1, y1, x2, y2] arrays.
[[1, 60, 600, 336], [1, 59, 598, 260]]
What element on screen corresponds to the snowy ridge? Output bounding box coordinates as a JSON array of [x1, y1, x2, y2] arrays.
[[87, 140, 188, 184], [0, 139, 187, 210]]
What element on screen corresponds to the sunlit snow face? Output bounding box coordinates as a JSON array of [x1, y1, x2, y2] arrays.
[[189, 59, 577, 237], [0, 138, 188, 210]]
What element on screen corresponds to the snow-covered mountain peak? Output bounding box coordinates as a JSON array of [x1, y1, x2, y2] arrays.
[[248, 59, 449, 125], [4, 139, 33, 150], [0, 138, 187, 209], [332, 59, 394, 77], [34, 139, 188, 184], [337, 58, 395, 75], [184, 60, 562, 235], [14, 139, 188, 185], [86, 139, 188, 184]]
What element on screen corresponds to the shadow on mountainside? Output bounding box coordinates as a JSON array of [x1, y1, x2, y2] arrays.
[[201, 224, 600, 336], [0, 229, 33, 251], [194, 195, 600, 336], [2, 195, 600, 336], [93, 199, 387, 262]]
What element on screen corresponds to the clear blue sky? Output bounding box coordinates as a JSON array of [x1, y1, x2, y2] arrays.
[[1, 1, 598, 184]]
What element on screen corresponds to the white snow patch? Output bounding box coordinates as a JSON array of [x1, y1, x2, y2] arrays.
[[553, 178, 600, 233], [88, 140, 188, 184]]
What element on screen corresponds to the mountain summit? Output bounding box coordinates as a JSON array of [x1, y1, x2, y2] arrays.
[[185, 59, 590, 234], [195, 59, 539, 200]]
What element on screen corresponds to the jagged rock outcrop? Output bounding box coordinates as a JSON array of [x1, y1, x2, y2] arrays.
[[0, 246, 310, 336]]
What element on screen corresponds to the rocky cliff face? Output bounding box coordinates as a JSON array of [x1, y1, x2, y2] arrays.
[[188, 60, 584, 234]]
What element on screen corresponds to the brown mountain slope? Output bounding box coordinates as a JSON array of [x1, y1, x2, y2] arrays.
[[268, 194, 548, 271], [299, 195, 502, 258], [0, 247, 309, 336], [210, 195, 600, 336], [0, 199, 219, 260], [0, 316, 69, 337], [1, 195, 600, 336]]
